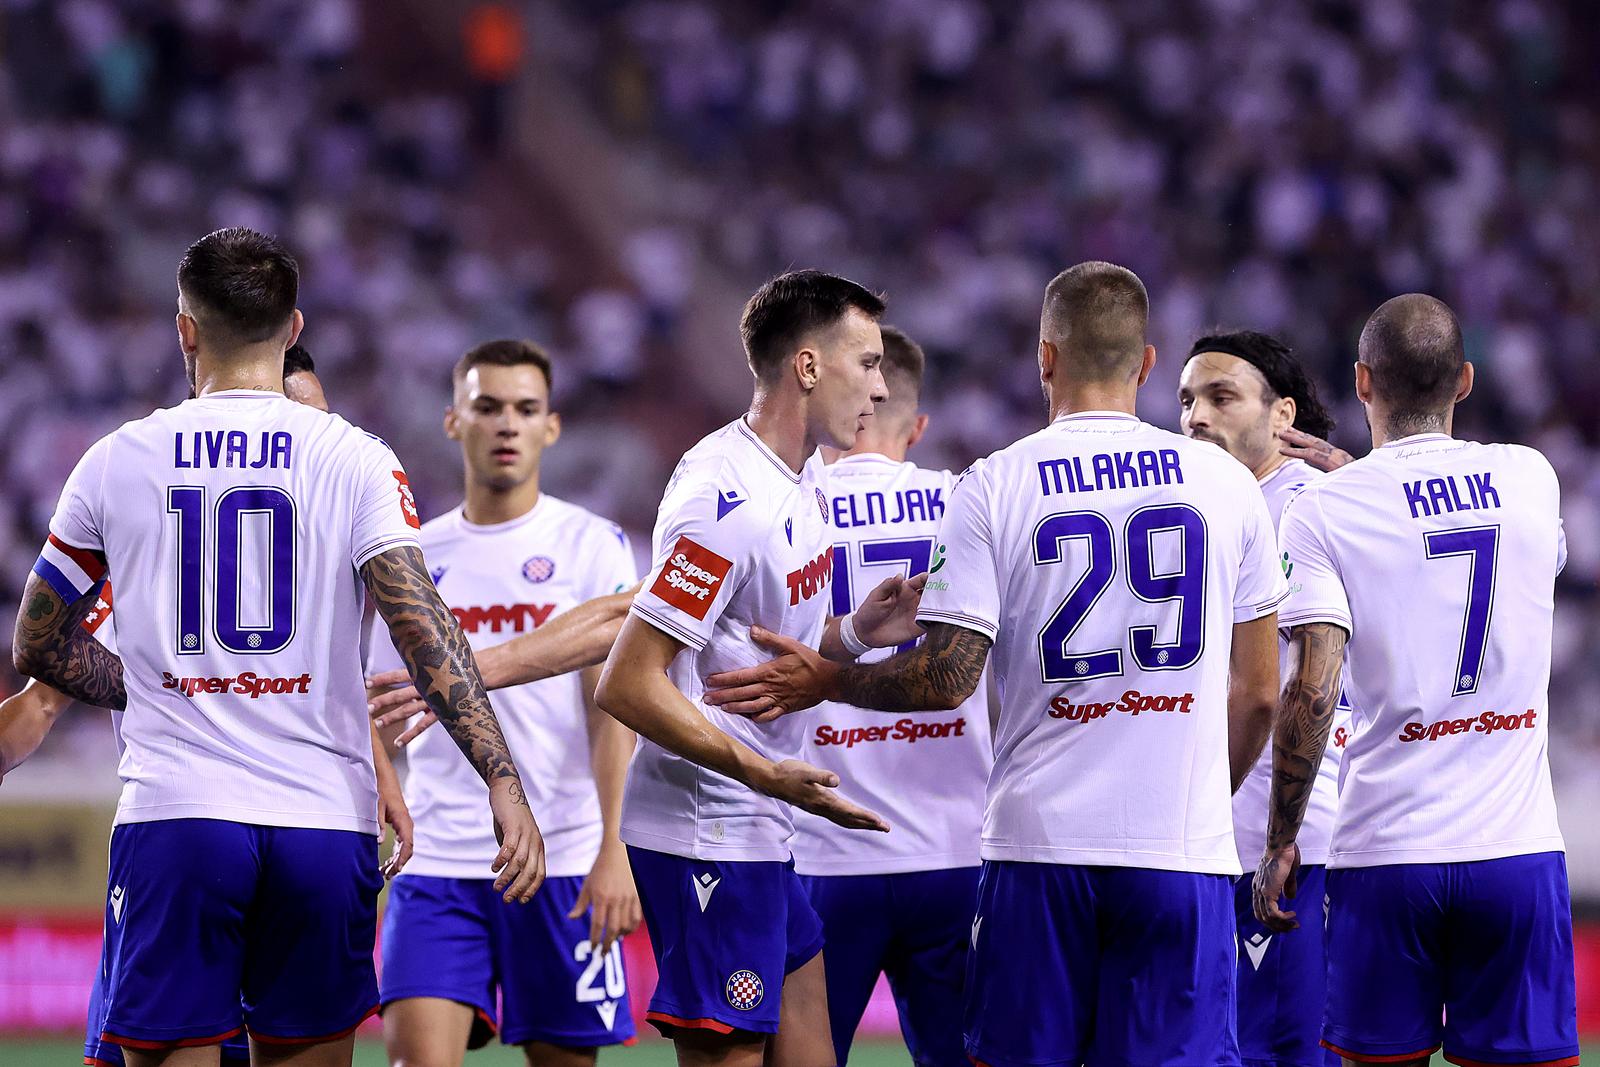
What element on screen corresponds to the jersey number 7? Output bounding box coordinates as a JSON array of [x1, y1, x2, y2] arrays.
[[1033, 505, 1206, 682], [167, 486, 298, 656], [1423, 525, 1498, 698]]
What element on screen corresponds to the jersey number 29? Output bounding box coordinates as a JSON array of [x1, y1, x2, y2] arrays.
[[1033, 505, 1206, 682]]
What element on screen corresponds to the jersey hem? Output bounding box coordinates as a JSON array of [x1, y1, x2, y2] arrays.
[[980, 843, 1242, 875], [618, 827, 792, 863], [1328, 838, 1566, 868], [1277, 607, 1353, 631], [630, 604, 709, 651], [1233, 585, 1291, 623], [792, 852, 981, 876], [112, 806, 379, 835], [353, 534, 422, 571], [398, 859, 594, 880], [914, 609, 998, 641]]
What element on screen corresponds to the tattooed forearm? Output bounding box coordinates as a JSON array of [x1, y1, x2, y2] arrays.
[[12, 574, 126, 710], [361, 546, 519, 784], [1265, 622, 1348, 850], [836, 624, 991, 713]]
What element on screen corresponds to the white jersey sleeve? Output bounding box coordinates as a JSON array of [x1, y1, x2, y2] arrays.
[[1234, 486, 1291, 623], [1277, 491, 1352, 633], [350, 440, 425, 568], [916, 464, 1001, 640], [37, 436, 114, 601], [631, 480, 752, 652]]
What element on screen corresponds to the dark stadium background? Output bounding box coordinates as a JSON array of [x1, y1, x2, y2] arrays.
[[2, 0, 1598, 1061]]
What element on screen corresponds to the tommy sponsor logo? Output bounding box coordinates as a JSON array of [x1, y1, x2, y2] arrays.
[[785, 547, 833, 605], [162, 672, 311, 698], [393, 470, 421, 529], [452, 603, 556, 634], [109, 885, 125, 923], [1398, 709, 1536, 743], [652, 537, 733, 620], [1047, 690, 1195, 721], [693, 872, 721, 912], [1243, 932, 1271, 970], [814, 717, 968, 748], [726, 970, 764, 1011]]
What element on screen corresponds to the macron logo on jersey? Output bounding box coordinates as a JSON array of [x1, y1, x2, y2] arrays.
[[652, 537, 733, 621], [393, 470, 421, 529], [716, 489, 746, 521]]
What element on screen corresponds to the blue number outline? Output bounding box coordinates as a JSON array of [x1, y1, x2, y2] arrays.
[[833, 536, 937, 653], [167, 486, 207, 656], [1124, 503, 1209, 672], [213, 486, 299, 655], [1032, 511, 1122, 683], [1422, 524, 1499, 698]]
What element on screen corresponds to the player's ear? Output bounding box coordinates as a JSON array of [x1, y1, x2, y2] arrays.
[[1274, 395, 1297, 435], [1353, 361, 1372, 404], [544, 411, 562, 446], [1038, 339, 1056, 385], [284, 309, 304, 351], [176, 312, 199, 355], [443, 403, 461, 441], [1134, 344, 1157, 388], [1455, 362, 1474, 403], [906, 413, 930, 449], [795, 347, 819, 391]]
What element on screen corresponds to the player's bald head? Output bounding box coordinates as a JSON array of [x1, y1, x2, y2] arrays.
[[1358, 294, 1465, 419], [1040, 262, 1149, 383]]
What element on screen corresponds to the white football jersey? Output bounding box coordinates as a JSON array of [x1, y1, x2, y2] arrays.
[[793, 453, 992, 876], [1231, 458, 1354, 868], [365, 497, 637, 879], [916, 411, 1288, 874], [621, 417, 836, 862], [1278, 433, 1565, 867], [40, 390, 421, 833]]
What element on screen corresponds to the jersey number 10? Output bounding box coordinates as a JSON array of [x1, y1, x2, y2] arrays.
[[1033, 504, 1206, 682], [167, 486, 298, 656]]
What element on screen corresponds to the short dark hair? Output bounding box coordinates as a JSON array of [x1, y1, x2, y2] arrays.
[[177, 227, 299, 345], [1358, 294, 1465, 426], [739, 270, 886, 380], [878, 324, 926, 408], [1040, 262, 1149, 381], [1186, 330, 1335, 439], [453, 338, 554, 393], [282, 343, 315, 378]]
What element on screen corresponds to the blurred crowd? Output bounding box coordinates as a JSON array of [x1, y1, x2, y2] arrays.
[[3, 1, 1600, 781]]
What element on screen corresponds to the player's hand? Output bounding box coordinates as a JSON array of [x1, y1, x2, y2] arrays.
[[569, 841, 641, 954], [1252, 842, 1302, 932], [703, 627, 838, 722], [366, 671, 438, 744], [758, 759, 889, 833], [377, 776, 414, 879], [488, 775, 547, 904], [1278, 427, 1354, 472], [852, 572, 929, 650]]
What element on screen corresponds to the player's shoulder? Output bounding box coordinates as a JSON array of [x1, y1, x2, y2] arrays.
[[539, 494, 631, 547], [660, 421, 779, 530], [415, 505, 464, 546], [1482, 440, 1558, 481]]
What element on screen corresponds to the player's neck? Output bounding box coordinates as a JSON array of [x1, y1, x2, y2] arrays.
[[1369, 405, 1453, 448], [1252, 450, 1288, 482], [191, 350, 286, 396], [745, 394, 812, 474], [1047, 387, 1138, 423], [462, 476, 541, 526]]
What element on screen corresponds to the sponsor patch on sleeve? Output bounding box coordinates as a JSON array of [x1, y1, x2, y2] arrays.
[[650, 536, 733, 620], [393, 470, 421, 529]]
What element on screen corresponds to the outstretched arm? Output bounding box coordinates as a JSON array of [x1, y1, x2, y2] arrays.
[[595, 614, 887, 832], [360, 545, 544, 901], [1253, 621, 1347, 932], [704, 622, 991, 721], [12, 573, 125, 711], [369, 583, 642, 738], [0, 680, 76, 783]]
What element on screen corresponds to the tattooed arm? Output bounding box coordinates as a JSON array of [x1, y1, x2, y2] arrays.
[[1252, 621, 1348, 932], [12, 573, 125, 710], [703, 622, 992, 721], [360, 545, 546, 902]]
